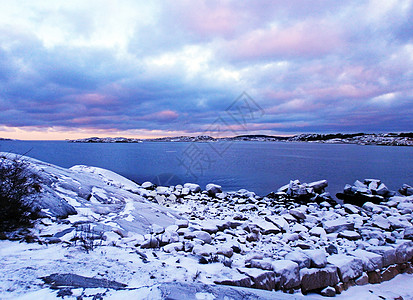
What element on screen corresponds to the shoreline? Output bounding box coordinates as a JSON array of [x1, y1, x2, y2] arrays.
[[1, 153, 413, 299]]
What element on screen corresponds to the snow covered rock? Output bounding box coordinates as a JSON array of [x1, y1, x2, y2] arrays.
[[237, 268, 278, 291], [327, 254, 364, 282], [183, 183, 201, 193], [271, 260, 300, 289], [206, 183, 222, 196], [323, 218, 354, 233], [300, 265, 339, 293], [303, 249, 327, 268], [367, 246, 397, 267]]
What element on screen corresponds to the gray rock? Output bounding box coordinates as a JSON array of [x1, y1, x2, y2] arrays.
[[323, 218, 354, 233], [163, 242, 183, 253], [355, 272, 369, 285], [183, 183, 201, 193], [338, 230, 361, 240], [271, 260, 300, 289], [303, 249, 327, 268], [367, 246, 397, 267], [300, 265, 339, 294], [404, 227, 413, 240], [140, 236, 159, 249], [289, 209, 306, 220], [206, 183, 222, 196], [42, 273, 127, 289], [141, 181, 154, 189], [327, 254, 363, 282], [320, 286, 336, 297], [237, 268, 278, 291], [349, 249, 383, 272], [193, 230, 212, 244], [285, 251, 311, 269], [371, 215, 391, 230], [395, 240, 413, 263], [343, 203, 360, 214]]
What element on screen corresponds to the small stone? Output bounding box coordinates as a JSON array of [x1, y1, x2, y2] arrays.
[[355, 272, 369, 285], [320, 286, 336, 297], [338, 230, 361, 240]]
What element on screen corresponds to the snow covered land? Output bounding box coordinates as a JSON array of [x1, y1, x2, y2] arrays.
[[1, 153, 413, 299]]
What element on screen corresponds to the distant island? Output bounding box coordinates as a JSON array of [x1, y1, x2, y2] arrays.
[[69, 132, 413, 146]]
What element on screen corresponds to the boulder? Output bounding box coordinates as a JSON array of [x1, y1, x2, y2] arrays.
[[214, 271, 253, 288], [163, 242, 183, 253], [323, 218, 354, 233], [206, 183, 222, 196], [320, 286, 336, 297], [289, 209, 306, 220], [192, 231, 212, 244], [338, 230, 361, 241], [303, 249, 327, 268], [271, 260, 300, 289], [395, 240, 413, 263], [192, 244, 216, 256], [399, 184, 413, 196], [183, 183, 201, 193], [349, 249, 383, 272], [300, 266, 339, 294], [327, 254, 363, 283], [285, 251, 311, 269], [308, 180, 328, 193], [367, 246, 397, 267], [141, 181, 154, 189], [237, 268, 278, 291]]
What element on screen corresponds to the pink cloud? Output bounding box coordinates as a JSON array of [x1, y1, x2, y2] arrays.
[[223, 20, 344, 60], [138, 110, 179, 122], [169, 1, 245, 38]]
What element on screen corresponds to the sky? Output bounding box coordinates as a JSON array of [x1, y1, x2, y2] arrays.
[[0, 0, 412, 140]]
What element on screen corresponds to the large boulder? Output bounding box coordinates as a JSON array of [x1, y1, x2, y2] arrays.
[[300, 265, 339, 294], [183, 183, 201, 193], [237, 268, 278, 291], [206, 183, 222, 196], [327, 254, 364, 282], [349, 249, 383, 272], [323, 218, 354, 233], [271, 260, 300, 289]]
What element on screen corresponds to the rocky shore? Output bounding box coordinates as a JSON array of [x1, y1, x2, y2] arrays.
[[68, 132, 413, 146], [1, 153, 413, 299]]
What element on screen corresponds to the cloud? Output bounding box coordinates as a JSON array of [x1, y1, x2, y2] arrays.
[[0, 1, 412, 139]]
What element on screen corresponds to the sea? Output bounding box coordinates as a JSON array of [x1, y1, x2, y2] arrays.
[[1, 140, 412, 198]]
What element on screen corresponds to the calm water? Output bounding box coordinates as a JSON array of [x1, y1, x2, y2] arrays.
[[1, 140, 412, 197]]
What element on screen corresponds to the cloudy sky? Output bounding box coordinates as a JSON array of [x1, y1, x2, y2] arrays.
[[0, 0, 412, 140]]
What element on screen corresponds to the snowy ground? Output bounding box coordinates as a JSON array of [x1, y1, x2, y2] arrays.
[[1, 153, 413, 299]]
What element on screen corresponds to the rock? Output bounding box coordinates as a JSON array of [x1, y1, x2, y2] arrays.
[[327, 254, 363, 283], [367, 270, 382, 284], [399, 184, 413, 196], [362, 202, 383, 214], [180, 187, 190, 196], [343, 203, 360, 214], [326, 244, 338, 255], [289, 209, 306, 220], [300, 266, 339, 294], [192, 244, 216, 256], [404, 227, 413, 240], [217, 246, 234, 258], [192, 231, 212, 244], [395, 240, 413, 263], [323, 218, 354, 233], [381, 265, 399, 282], [140, 236, 159, 249], [141, 181, 154, 189], [214, 271, 253, 288], [237, 268, 278, 291], [271, 260, 300, 289], [183, 183, 201, 193], [349, 249, 383, 272], [248, 259, 273, 271], [291, 224, 308, 233], [309, 227, 326, 237], [320, 286, 336, 297], [175, 220, 189, 228], [206, 183, 222, 196], [371, 215, 391, 230], [303, 249, 327, 268], [285, 251, 311, 269], [265, 216, 289, 232], [355, 272, 369, 285], [163, 242, 183, 253], [367, 246, 397, 267], [338, 230, 361, 240], [308, 180, 328, 193], [41, 273, 127, 289]]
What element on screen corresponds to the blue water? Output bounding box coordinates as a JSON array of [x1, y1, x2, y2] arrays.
[[1, 140, 412, 197]]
